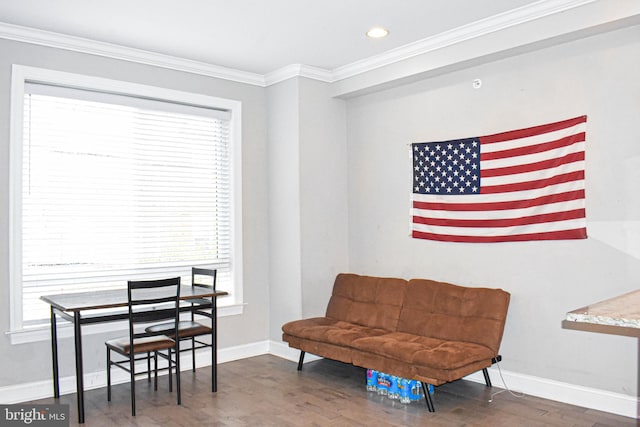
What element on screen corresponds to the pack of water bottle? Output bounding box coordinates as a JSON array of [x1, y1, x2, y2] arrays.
[[366, 369, 434, 404]]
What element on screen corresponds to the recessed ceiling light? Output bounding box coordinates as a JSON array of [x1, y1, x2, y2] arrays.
[[366, 27, 389, 39]]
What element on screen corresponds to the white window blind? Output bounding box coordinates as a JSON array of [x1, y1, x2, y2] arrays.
[[20, 83, 234, 326]]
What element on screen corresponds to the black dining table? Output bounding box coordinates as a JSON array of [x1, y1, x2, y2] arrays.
[[41, 285, 228, 423]]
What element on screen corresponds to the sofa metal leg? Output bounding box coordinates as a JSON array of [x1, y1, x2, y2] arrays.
[[297, 351, 305, 371], [482, 368, 492, 387], [483, 355, 502, 387], [421, 382, 435, 412]]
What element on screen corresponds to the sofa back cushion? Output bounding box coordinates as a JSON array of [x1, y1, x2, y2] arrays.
[[398, 279, 510, 354], [326, 273, 408, 331]]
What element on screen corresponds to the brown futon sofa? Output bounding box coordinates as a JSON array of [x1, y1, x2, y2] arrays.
[[282, 273, 510, 411]]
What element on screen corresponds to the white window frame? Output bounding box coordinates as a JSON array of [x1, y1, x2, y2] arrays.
[[8, 64, 244, 344]]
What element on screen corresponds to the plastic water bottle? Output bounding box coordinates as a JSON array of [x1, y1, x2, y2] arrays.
[[388, 375, 400, 400], [376, 372, 389, 396], [409, 380, 423, 401], [366, 369, 378, 392], [399, 378, 411, 404]]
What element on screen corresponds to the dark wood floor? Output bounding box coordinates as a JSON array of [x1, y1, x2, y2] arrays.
[[30, 354, 636, 426]]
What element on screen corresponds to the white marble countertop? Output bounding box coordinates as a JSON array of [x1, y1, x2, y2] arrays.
[[563, 289, 640, 336]]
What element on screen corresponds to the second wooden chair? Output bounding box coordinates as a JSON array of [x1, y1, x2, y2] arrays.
[[145, 267, 216, 374]]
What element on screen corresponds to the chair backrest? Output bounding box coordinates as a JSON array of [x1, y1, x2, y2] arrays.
[[191, 267, 217, 291], [128, 277, 181, 345]]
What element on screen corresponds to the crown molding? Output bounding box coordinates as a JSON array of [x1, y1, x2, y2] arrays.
[[264, 64, 332, 86], [0, 21, 266, 87], [268, 0, 597, 85], [331, 0, 596, 81], [0, 0, 598, 88]]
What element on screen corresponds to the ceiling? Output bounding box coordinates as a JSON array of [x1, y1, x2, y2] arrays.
[[0, 0, 542, 75]]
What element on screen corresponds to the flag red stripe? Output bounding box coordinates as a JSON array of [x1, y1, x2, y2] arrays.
[[480, 132, 585, 161], [480, 115, 587, 144], [481, 151, 584, 178], [413, 208, 585, 228], [412, 228, 588, 243], [482, 170, 584, 194], [413, 189, 585, 212]]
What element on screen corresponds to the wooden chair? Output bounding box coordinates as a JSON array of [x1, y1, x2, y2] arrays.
[[106, 277, 182, 416], [146, 267, 216, 372]]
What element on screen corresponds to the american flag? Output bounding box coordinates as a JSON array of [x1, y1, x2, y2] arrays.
[[411, 116, 587, 243]]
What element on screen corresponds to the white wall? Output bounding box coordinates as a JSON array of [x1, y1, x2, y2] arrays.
[[267, 77, 349, 340], [344, 24, 640, 399], [267, 78, 303, 340], [298, 78, 349, 319]]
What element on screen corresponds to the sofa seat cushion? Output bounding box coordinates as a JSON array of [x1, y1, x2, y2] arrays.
[[351, 332, 495, 370], [282, 317, 389, 347]]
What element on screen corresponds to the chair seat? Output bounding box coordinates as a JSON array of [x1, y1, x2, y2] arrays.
[[106, 335, 175, 354], [146, 320, 212, 338]]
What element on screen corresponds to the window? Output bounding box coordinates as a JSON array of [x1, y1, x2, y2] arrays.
[[9, 65, 243, 339]]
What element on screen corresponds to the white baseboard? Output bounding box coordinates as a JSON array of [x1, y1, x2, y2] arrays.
[[464, 366, 637, 419], [267, 340, 321, 363], [1, 341, 636, 420], [0, 340, 271, 405]]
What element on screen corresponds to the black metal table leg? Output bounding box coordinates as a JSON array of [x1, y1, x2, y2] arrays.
[[50, 306, 60, 398], [73, 311, 85, 423], [212, 298, 217, 392]]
